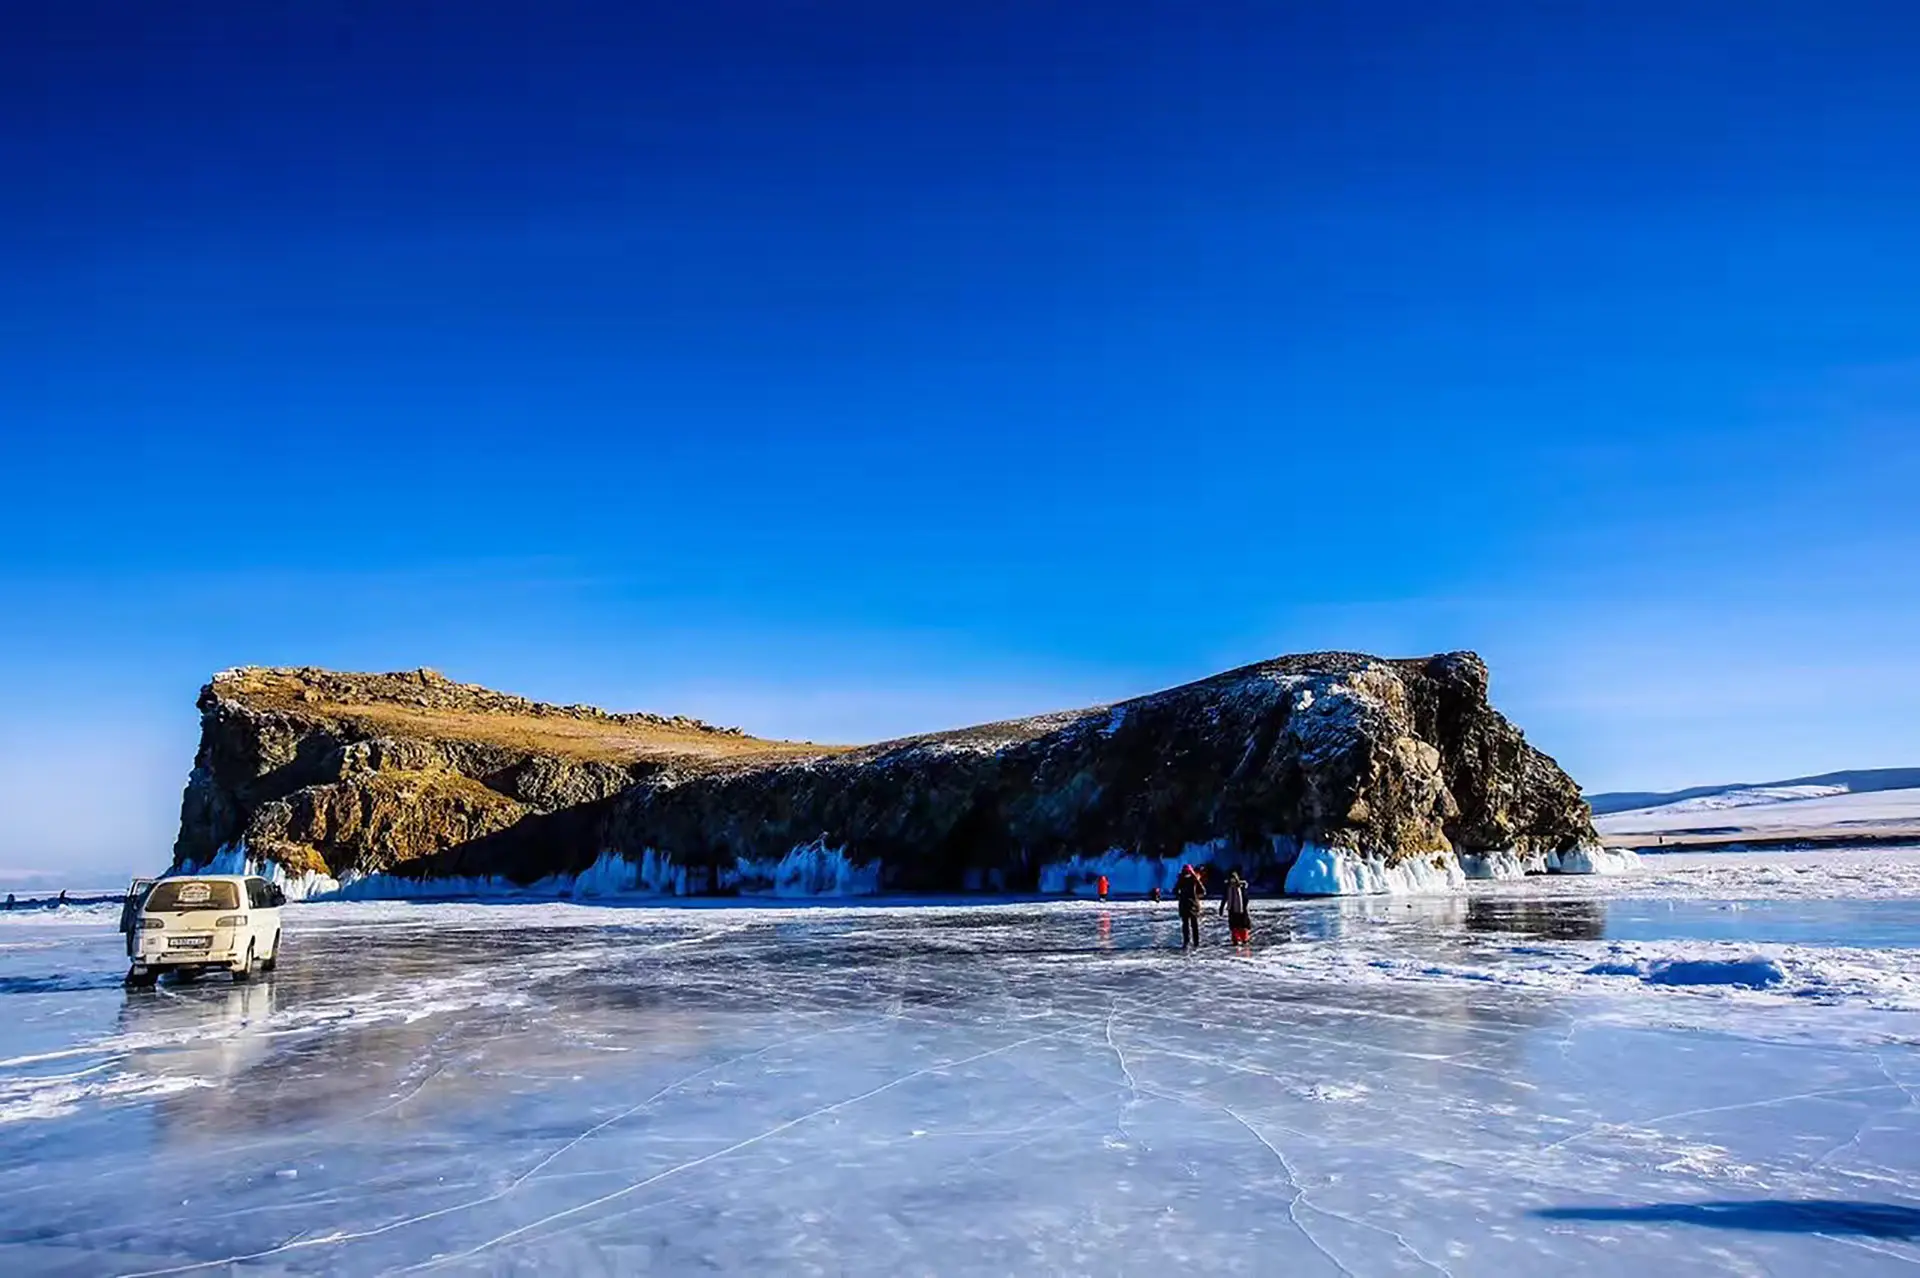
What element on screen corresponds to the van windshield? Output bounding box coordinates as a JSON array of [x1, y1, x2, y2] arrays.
[[145, 880, 241, 913]]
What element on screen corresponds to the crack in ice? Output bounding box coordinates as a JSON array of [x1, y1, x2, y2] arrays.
[[1104, 1002, 1145, 1150], [107, 1013, 875, 1278], [408, 1020, 1092, 1270], [1540, 1083, 1908, 1155], [1218, 1103, 1357, 1278]]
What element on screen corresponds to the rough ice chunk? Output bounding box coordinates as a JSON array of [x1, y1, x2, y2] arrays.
[[318, 871, 521, 901], [1037, 842, 1244, 896], [1038, 851, 1182, 896], [313, 853, 685, 903], [1547, 845, 1642, 876], [178, 843, 886, 904], [1459, 849, 1546, 880], [175, 846, 341, 902], [725, 839, 879, 897], [1587, 956, 1790, 989], [194, 846, 250, 877], [173, 834, 1635, 908], [1283, 845, 1466, 896], [540, 849, 688, 898], [268, 866, 341, 901]]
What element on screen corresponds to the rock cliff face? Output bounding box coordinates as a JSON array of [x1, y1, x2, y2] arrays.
[[171, 653, 1602, 897]]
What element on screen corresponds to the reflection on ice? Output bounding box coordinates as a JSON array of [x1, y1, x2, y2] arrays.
[[2, 859, 1919, 1274], [1466, 896, 1610, 940]]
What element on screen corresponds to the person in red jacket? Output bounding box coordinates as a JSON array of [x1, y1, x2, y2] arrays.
[[1219, 870, 1252, 946], [1095, 874, 1110, 902]]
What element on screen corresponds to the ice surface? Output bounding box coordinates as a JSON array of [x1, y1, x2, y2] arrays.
[[5, 850, 1920, 1274], [1571, 845, 1920, 900]]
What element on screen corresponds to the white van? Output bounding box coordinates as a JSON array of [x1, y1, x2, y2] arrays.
[[123, 875, 285, 988]]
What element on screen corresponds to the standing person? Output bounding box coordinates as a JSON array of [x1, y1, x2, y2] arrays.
[[1219, 870, 1252, 946], [1175, 864, 1205, 949], [1095, 874, 1110, 902]]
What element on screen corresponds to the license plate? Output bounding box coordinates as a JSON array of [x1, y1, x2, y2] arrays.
[[167, 936, 212, 950]]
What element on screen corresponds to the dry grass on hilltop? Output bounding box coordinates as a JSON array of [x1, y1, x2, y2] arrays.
[[214, 666, 850, 766]]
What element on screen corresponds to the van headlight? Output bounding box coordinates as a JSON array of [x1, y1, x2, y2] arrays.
[[139, 918, 163, 930]]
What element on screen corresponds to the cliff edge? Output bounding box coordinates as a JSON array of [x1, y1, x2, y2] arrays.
[[171, 653, 1612, 898]]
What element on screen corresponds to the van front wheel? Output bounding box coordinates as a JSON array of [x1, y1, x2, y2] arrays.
[[125, 967, 157, 989]]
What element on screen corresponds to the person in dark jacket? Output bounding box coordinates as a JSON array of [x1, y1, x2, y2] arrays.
[[1175, 864, 1205, 949], [1219, 870, 1252, 946]]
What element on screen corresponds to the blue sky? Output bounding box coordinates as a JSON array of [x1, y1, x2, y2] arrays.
[[4, 2, 1918, 883]]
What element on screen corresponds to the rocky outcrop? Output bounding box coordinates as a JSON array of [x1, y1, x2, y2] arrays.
[[171, 653, 1601, 896], [172, 667, 750, 878]]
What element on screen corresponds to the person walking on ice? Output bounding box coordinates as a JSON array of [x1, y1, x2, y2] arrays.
[[1175, 864, 1206, 949], [1219, 869, 1252, 946]]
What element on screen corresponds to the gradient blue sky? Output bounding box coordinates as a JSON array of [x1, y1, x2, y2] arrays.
[[4, 2, 1918, 883]]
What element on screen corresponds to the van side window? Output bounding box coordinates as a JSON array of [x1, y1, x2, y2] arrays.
[[247, 879, 268, 910]]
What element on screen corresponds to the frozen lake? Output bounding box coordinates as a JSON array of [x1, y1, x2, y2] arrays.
[[5, 850, 1920, 1275]]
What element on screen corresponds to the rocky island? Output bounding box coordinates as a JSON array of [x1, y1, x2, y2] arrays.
[[170, 652, 1627, 900]]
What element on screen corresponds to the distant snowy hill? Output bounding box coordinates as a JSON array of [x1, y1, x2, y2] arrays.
[[1587, 768, 1920, 816], [1634, 784, 1849, 815], [1595, 786, 1920, 841]]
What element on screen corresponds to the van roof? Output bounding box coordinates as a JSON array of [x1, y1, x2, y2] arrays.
[[165, 873, 255, 883]]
